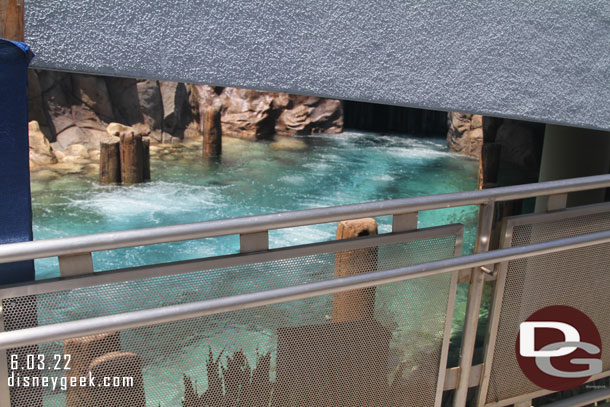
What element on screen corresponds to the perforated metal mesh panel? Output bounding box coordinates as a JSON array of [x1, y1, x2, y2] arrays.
[[485, 205, 610, 405], [3, 229, 460, 407]]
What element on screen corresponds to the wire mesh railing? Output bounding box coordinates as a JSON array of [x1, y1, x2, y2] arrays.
[[0, 174, 609, 407]]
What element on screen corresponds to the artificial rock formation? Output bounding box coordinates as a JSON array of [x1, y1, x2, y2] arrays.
[[28, 70, 343, 156], [193, 85, 343, 140], [446, 112, 484, 158], [274, 94, 343, 136], [28, 120, 58, 167], [27, 70, 197, 152], [64, 332, 122, 407], [495, 119, 544, 171], [447, 112, 544, 172]]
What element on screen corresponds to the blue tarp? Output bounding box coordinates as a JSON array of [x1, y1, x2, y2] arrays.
[[0, 39, 35, 284]]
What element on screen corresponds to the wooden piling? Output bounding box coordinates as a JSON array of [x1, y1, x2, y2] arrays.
[[332, 218, 378, 322], [202, 105, 222, 157], [1, 0, 25, 42], [83, 352, 146, 407], [477, 117, 503, 190], [477, 142, 502, 190], [99, 138, 121, 184], [120, 131, 145, 184], [142, 136, 150, 181], [63, 332, 122, 407]]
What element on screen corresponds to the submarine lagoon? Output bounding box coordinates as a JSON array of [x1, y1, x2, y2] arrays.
[[31, 131, 479, 277], [30, 131, 479, 406]]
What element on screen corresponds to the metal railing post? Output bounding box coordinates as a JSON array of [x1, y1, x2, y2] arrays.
[[546, 193, 568, 212], [240, 231, 269, 253], [392, 212, 418, 232], [454, 202, 495, 407], [58, 252, 94, 277]]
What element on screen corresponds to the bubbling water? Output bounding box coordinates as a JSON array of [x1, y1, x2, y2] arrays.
[[31, 131, 479, 406], [32, 131, 478, 279]]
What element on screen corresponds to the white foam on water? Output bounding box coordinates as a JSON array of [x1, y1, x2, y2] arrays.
[[30, 130, 481, 405], [384, 146, 454, 160], [319, 153, 342, 162], [371, 174, 395, 182], [69, 181, 227, 224], [278, 175, 306, 184], [302, 161, 332, 172]]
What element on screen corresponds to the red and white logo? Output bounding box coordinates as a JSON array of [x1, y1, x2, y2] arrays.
[[516, 305, 602, 391]]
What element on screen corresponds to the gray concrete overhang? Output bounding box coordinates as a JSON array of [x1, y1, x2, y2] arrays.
[[25, 0, 610, 131]]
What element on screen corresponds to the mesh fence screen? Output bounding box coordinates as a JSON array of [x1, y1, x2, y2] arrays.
[[3, 231, 460, 407], [485, 206, 610, 405]]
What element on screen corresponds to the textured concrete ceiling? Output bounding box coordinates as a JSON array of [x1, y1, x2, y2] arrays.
[[26, 0, 610, 130]]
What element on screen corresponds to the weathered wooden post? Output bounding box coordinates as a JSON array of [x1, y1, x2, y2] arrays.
[[84, 352, 146, 407], [332, 218, 378, 322], [63, 332, 121, 407], [274, 218, 390, 407], [120, 131, 145, 184], [0, 0, 25, 42], [477, 143, 502, 189], [201, 104, 222, 157], [99, 138, 121, 184], [274, 219, 389, 407], [477, 117, 503, 190], [142, 136, 151, 181], [103, 123, 150, 184]]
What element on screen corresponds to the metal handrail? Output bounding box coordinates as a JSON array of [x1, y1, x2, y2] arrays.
[[0, 174, 609, 263], [0, 228, 608, 350]]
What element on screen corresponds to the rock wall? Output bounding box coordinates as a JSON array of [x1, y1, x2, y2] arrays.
[[28, 70, 344, 150], [28, 70, 197, 151], [28, 121, 57, 167], [446, 112, 484, 158], [446, 112, 545, 171], [32, 68, 545, 176], [192, 85, 343, 140]]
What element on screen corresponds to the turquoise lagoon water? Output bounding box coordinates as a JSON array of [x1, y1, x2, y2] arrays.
[[32, 132, 478, 278], [30, 131, 479, 405]]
